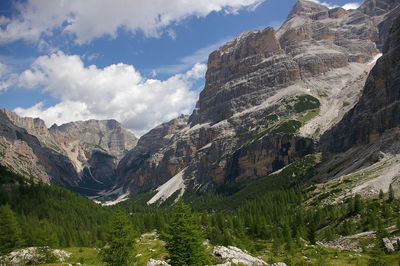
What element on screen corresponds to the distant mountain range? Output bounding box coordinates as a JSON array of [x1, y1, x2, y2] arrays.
[[1, 0, 399, 204]]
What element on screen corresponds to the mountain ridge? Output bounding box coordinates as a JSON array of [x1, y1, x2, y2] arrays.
[[0, 0, 399, 204], [0, 109, 137, 196]]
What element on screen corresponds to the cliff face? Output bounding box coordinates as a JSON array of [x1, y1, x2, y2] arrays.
[[320, 13, 400, 153], [189, 0, 384, 126], [49, 119, 137, 161], [115, 0, 399, 201], [0, 111, 79, 187]]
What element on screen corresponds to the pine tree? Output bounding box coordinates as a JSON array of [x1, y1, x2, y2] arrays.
[[100, 210, 135, 266], [353, 194, 363, 214], [0, 204, 23, 254], [163, 200, 209, 266], [379, 189, 384, 200], [388, 184, 395, 202]]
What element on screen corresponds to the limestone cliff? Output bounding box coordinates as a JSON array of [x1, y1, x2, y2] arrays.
[[0, 111, 79, 187], [115, 0, 400, 202], [321, 13, 400, 153]]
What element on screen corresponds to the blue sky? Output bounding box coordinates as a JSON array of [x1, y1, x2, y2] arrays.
[[0, 0, 361, 135]]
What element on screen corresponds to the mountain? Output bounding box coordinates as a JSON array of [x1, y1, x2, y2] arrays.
[[0, 109, 137, 196], [315, 12, 400, 198], [1, 0, 399, 204], [0, 110, 79, 187], [49, 119, 137, 196], [114, 0, 400, 203]]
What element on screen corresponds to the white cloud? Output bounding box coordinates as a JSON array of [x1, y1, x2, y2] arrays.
[[15, 51, 206, 136], [342, 2, 361, 10], [0, 62, 18, 92], [0, 0, 264, 44], [309, 0, 361, 10]]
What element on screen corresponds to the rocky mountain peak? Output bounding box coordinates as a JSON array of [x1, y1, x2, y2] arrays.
[[1, 109, 50, 139], [288, 0, 329, 19], [49, 119, 137, 160]]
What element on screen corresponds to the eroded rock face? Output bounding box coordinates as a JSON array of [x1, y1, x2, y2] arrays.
[[189, 0, 390, 127], [116, 115, 189, 194], [114, 0, 399, 199], [225, 135, 314, 182], [321, 14, 400, 153], [0, 111, 79, 187], [50, 119, 137, 161]]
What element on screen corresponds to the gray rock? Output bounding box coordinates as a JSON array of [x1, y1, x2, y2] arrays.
[[147, 258, 170, 266], [211, 245, 268, 265], [382, 238, 395, 252]]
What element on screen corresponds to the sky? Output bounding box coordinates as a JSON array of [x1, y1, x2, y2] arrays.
[[0, 0, 361, 136]]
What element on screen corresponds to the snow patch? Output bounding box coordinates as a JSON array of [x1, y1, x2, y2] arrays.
[[101, 192, 130, 206], [147, 168, 187, 205], [368, 53, 382, 65], [198, 142, 212, 151]]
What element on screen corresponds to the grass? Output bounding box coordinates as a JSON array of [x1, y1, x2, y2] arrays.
[[40, 234, 168, 265], [298, 108, 320, 125], [258, 243, 400, 266], [269, 119, 302, 134], [292, 95, 321, 113], [40, 247, 103, 265], [135, 232, 168, 266]]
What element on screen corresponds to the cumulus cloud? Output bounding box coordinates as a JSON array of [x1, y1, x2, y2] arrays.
[[0, 0, 264, 44], [0, 62, 18, 92], [309, 0, 361, 10], [342, 2, 361, 10], [15, 51, 206, 135]]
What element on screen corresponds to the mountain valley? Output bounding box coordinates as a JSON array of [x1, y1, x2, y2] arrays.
[[1, 0, 400, 264]]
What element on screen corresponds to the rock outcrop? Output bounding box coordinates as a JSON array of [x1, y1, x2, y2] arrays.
[[211, 246, 268, 265], [0, 247, 71, 265]]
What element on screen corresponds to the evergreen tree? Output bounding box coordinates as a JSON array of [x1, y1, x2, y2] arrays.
[[0, 204, 23, 254], [388, 184, 395, 202], [164, 200, 209, 266], [100, 211, 135, 266], [353, 194, 363, 214], [379, 189, 384, 200]]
